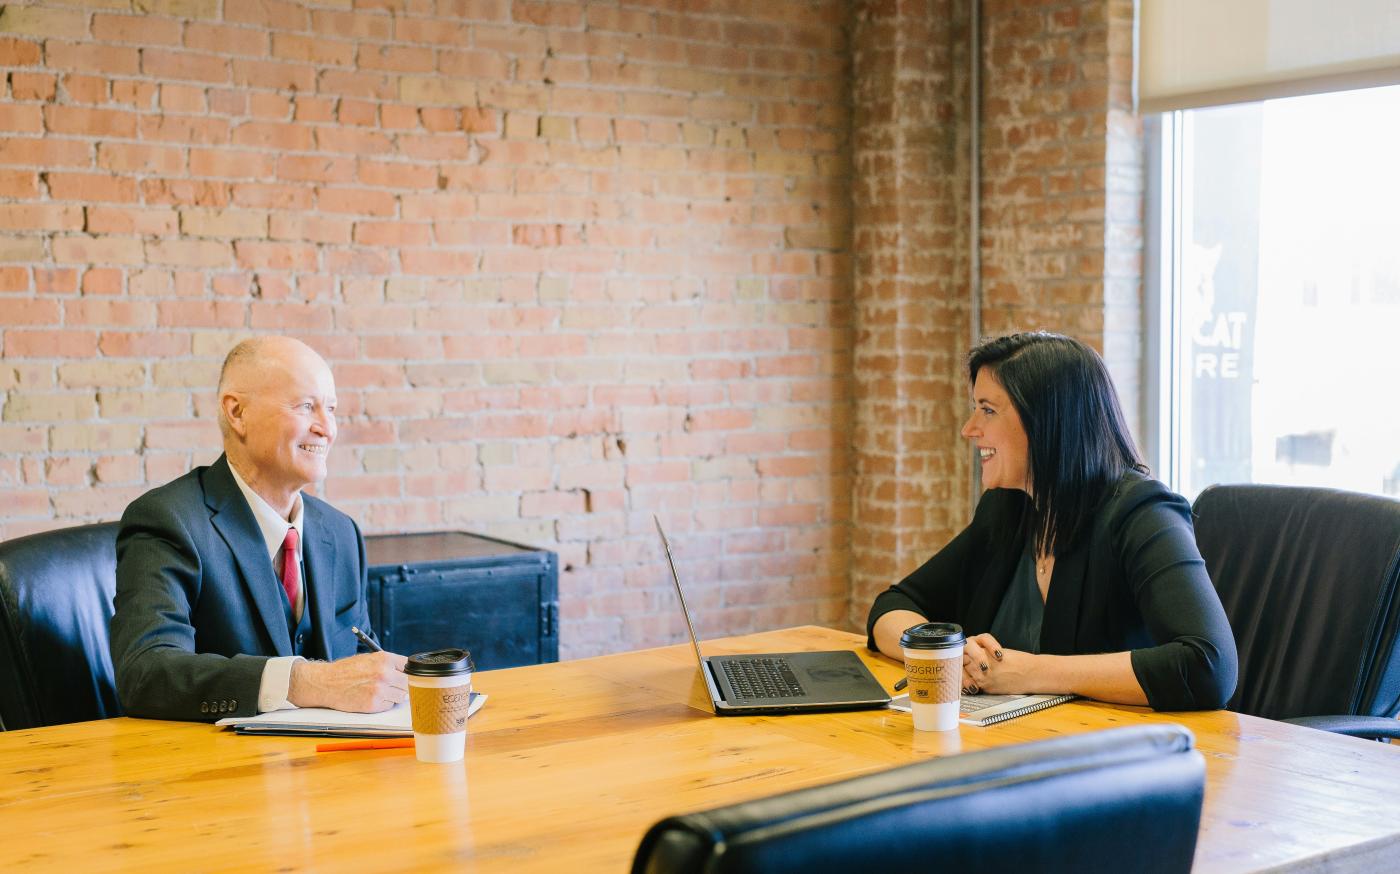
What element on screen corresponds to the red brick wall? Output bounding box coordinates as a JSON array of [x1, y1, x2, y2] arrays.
[[0, 0, 1144, 658], [0, 1, 854, 659]]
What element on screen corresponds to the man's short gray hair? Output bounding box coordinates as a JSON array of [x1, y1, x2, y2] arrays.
[[216, 338, 266, 439]]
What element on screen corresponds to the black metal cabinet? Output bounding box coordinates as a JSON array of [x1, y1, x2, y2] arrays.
[[364, 531, 558, 670]]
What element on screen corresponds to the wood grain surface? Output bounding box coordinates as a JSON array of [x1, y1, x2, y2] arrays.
[[2, 626, 1398, 872]]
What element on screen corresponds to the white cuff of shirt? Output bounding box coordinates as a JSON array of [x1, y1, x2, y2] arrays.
[[258, 655, 304, 713]]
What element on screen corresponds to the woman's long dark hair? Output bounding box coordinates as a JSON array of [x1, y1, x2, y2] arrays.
[[968, 332, 1147, 557]]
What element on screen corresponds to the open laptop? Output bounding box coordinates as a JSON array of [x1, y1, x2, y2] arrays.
[[654, 517, 891, 715]]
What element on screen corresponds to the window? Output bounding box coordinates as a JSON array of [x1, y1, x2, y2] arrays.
[[1148, 85, 1400, 500]]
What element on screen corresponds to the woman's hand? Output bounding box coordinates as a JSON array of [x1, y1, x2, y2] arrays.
[[961, 632, 1034, 695]]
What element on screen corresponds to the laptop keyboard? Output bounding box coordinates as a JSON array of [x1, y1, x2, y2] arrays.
[[721, 658, 806, 700]]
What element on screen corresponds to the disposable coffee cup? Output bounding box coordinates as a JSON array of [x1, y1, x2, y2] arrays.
[[405, 648, 474, 763], [899, 623, 965, 731]]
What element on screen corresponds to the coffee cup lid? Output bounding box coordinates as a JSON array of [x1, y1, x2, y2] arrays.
[[899, 622, 965, 650], [405, 648, 473, 677]]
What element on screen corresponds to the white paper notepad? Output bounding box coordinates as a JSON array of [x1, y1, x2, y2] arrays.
[[216, 692, 486, 737]]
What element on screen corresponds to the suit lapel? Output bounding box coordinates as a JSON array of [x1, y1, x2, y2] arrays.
[[204, 455, 292, 657], [1040, 541, 1088, 655], [302, 497, 337, 659]]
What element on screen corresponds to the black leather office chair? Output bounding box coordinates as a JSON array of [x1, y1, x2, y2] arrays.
[[632, 724, 1204, 874], [0, 523, 122, 730], [1193, 484, 1400, 739]]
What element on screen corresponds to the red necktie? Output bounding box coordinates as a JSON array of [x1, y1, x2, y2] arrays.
[[280, 528, 300, 615]]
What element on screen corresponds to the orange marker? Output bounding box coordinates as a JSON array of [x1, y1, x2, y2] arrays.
[[315, 738, 415, 752]]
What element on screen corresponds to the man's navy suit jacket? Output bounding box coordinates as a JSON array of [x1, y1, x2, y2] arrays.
[[110, 454, 375, 721]]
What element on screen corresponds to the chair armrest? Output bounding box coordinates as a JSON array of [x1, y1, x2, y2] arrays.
[[1282, 714, 1400, 740]]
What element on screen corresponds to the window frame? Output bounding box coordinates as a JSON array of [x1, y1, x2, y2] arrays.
[[1143, 111, 1180, 491]]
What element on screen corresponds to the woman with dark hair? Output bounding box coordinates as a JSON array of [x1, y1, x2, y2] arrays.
[[867, 332, 1237, 710]]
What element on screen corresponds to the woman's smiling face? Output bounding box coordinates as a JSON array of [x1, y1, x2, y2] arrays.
[[960, 368, 1031, 492]]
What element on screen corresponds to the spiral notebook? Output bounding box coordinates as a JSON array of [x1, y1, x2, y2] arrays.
[[889, 692, 1075, 726]]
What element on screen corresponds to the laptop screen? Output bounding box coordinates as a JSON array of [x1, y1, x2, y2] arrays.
[[653, 515, 710, 670]]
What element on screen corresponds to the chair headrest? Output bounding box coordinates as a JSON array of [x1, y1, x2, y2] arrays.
[[633, 724, 1204, 874]]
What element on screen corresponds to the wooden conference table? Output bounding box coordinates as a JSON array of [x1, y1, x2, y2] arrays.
[[3, 626, 1399, 872]]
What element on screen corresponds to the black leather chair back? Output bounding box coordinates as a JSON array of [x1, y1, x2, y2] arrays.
[[0, 523, 122, 730], [632, 724, 1204, 874], [1192, 484, 1400, 721]]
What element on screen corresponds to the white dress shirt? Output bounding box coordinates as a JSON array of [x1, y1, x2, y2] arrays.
[[227, 463, 305, 713]]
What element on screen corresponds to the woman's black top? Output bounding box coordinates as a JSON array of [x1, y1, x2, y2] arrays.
[[866, 472, 1238, 711], [989, 541, 1044, 654]]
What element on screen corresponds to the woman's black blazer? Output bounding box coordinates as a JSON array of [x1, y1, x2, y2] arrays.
[[867, 473, 1238, 711]]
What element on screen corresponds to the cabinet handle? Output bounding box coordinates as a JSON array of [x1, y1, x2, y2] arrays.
[[540, 601, 559, 637]]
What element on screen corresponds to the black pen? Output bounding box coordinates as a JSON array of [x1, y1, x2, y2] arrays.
[[351, 626, 383, 652], [894, 677, 908, 692]]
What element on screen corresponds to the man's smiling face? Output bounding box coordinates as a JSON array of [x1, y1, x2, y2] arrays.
[[223, 338, 337, 515]]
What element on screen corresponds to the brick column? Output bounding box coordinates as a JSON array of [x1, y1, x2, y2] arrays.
[[849, 0, 974, 621], [847, 0, 1145, 625], [1103, 0, 1147, 441], [979, 0, 1145, 435]]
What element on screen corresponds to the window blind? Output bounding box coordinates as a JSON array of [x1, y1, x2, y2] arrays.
[[1139, 0, 1400, 112]]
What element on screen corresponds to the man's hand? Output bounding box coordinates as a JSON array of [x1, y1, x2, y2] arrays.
[[288, 651, 408, 712]]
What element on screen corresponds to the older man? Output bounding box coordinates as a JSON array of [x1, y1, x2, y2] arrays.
[[111, 336, 406, 721]]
